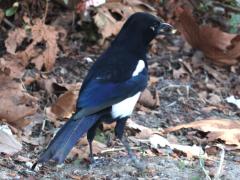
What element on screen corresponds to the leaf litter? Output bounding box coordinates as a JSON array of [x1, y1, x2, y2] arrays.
[[5, 18, 59, 71]]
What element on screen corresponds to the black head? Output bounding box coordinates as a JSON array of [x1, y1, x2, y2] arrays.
[[113, 12, 174, 52]]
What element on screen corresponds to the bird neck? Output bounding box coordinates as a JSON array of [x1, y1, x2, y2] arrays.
[[112, 31, 149, 56]]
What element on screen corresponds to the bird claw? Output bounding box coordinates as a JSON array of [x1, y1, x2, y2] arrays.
[[130, 155, 146, 170], [89, 155, 95, 164], [88, 156, 105, 169]]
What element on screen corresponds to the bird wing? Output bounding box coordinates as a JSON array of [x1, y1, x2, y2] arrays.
[[74, 69, 148, 119]]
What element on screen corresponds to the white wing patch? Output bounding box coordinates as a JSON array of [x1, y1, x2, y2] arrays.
[[132, 60, 145, 76], [111, 60, 145, 119]]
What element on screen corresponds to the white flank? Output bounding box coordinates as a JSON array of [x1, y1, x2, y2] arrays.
[[111, 92, 141, 118], [111, 60, 145, 118]]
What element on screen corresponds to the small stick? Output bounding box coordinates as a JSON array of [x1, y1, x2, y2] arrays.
[[3, 18, 15, 28], [214, 145, 225, 180], [43, 0, 49, 23], [213, 2, 240, 13], [41, 107, 47, 132], [101, 147, 140, 154], [199, 153, 211, 180]]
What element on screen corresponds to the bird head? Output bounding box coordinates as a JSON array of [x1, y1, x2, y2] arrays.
[[113, 12, 175, 52]]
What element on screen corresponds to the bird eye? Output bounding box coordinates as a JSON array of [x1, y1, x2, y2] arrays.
[[150, 23, 159, 32], [150, 26, 155, 31]]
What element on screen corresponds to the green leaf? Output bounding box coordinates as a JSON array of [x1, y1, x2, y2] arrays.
[[229, 14, 240, 33], [63, 0, 68, 5], [5, 7, 17, 17]]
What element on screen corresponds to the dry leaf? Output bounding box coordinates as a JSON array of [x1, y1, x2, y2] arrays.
[[150, 134, 170, 148], [68, 174, 93, 180], [171, 144, 205, 159], [5, 19, 60, 71], [50, 90, 78, 119], [0, 55, 26, 79], [138, 89, 157, 108], [0, 125, 22, 154], [165, 119, 240, 149], [149, 134, 206, 158], [126, 119, 162, 138], [207, 93, 222, 105], [203, 64, 227, 83], [5, 28, 26, 54], [175, 8, 240, 65], [94, 0, 155, 39], [173, 64, 189, 80], [0, 80, 38, 128], [46, 83, 81, 120], [22, 136, 45, 146], [68, 140, 106, 160], [15, 155, 32, 163]]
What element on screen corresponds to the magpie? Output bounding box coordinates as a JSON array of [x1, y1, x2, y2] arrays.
[[32, 12, 173, 170]]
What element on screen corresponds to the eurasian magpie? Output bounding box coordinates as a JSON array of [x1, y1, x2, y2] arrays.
[[32, 12, 173, 170]]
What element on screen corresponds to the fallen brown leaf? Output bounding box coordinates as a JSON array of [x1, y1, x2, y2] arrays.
[[94, 0, 155, 39], [173, 65, 189, 80], [165, 119, 240, 149], [0, 80, 38, 128], [126, 119, 162, 139], [68, 139, 107, 160], [174, 8, 240, 65], [5, 19, 60, 71], [50, 90, 78, 119], [0, 55, 26, 79], [5, 27, 26, 55], [207, 93, 222, 105], [149, 134, 206, 159], [138, 89, 158, 108], [46, 83, 81, 121]]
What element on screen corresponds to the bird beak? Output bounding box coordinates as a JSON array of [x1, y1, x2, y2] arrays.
[[157, 23, 176, 35]]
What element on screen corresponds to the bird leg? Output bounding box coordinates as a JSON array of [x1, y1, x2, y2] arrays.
[[87, 122, 100, 164], [115, 118, 145, 169], [88, 140, 94, 163]]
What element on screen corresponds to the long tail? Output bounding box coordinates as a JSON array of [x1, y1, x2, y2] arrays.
[[32, 114, 99, 170]]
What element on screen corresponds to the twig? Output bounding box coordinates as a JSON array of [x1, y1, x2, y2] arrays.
[[20, 78, 27, 92], [101, 147, 140, 154], [199, 153, 212, 180], [212, 1, 240, 13], [41, 107, 47, 133], [188, 0, 200, 10], [199, 145, 225, 180], [3, 18, 15, 29], [43, 0, 49, 23], [160, 84, 196, 96], [214, 145, 225, 180]]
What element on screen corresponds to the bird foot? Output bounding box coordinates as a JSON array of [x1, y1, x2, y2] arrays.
[[119, 137, 146, 170], [88, 156, 105, 169], [129, 155, 146, 170]]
